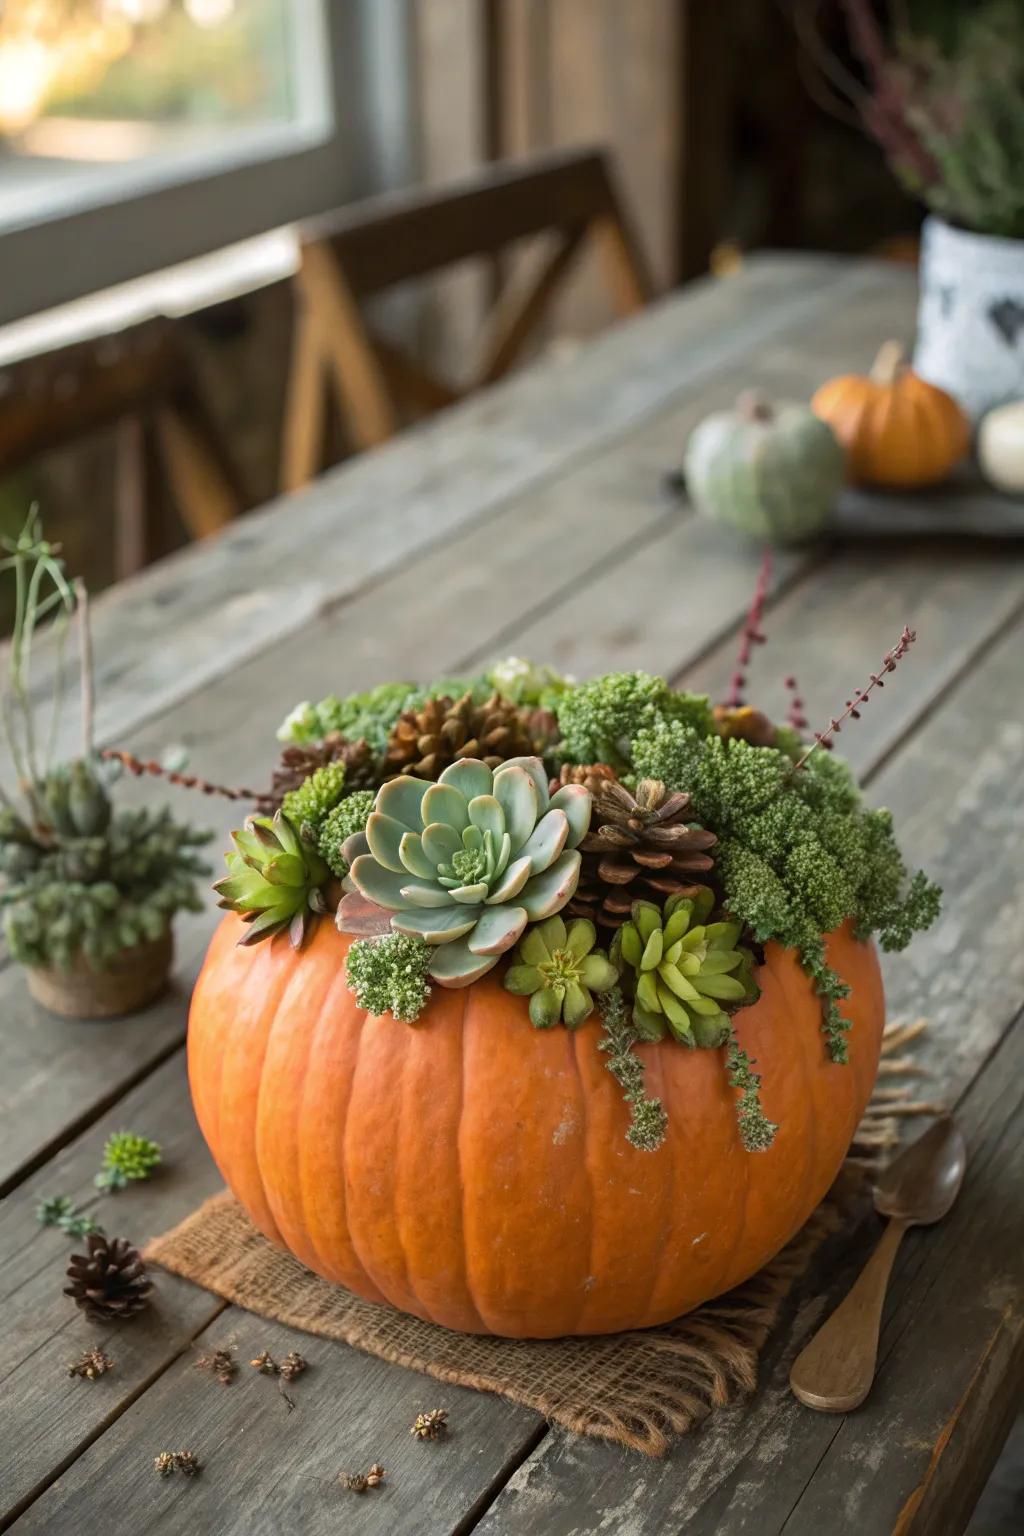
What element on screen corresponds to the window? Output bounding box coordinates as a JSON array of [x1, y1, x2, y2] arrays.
[[0, 2, 411, 325]]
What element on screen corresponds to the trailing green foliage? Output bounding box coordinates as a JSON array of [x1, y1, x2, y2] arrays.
[[95, 1131, 162, 1191], [504, 914, 618, 1028], [317, 789, 375, 878], [346, 932, 433, 1023], [726, 1029, 777, 1152], [281, 762, 347, 834], [555, 672, 715, 773], [597, 987, 669, 1152], [1, 764, 210, 970], [630, 721, 940, 1059]]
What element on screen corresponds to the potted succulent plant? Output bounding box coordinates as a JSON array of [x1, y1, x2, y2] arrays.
[[830, 0, 1024, 419], [0, 514, 210, 1019], [187, 608, 940, 1339]]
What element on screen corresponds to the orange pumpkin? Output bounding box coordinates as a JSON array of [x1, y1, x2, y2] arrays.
[[812, 339, 970, 488], [188, 913, 884, 1338]]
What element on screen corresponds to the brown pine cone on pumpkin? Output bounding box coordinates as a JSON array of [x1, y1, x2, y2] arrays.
[[383, 691, 535, 780], [548, 761, 618, 797], [64, 1234, 152, 1322], [569, 778, 717, 930], [256, 734, 379, 814]]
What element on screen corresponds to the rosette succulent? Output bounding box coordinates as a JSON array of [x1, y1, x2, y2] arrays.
[[504, 914, 619, 1027], [214, 812, 331, 947], [338, 756, 591, 985], [611, 887, 759, 1046]]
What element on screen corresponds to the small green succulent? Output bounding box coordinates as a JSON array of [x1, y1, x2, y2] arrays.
[[346, 932, 433, 1023], [611, 888, 759, 1046], [36, 1194, 104, 1237], [338, 756, 590, 986], [214, 811, 331, 947], [282, 762, 347, 835], [318, 790, 375, 878], [504, 915, 618, 1027], [95, 1131, 162, 1191]]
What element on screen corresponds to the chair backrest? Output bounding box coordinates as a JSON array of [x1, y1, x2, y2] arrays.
[[280, 146, 654, 490]]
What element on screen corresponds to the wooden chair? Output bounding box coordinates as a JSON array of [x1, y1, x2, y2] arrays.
[[0, 317, 245, 578], [280, 146, 654, 490]]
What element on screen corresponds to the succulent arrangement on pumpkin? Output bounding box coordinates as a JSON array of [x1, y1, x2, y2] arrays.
[[0, 513, 210, 1016], [206, 600, 939, 1158]]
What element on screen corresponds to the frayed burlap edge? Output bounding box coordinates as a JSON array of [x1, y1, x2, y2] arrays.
[[147, 1018, 936, 1457]]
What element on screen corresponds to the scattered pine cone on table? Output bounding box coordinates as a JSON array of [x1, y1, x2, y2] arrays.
[[64, 1234, 152, 1322], [256, 734, 378, 815], [569, 778, 717, 930], [383, 692, 534, 780]]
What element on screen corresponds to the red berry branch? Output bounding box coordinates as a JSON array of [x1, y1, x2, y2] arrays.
[[101, 749, 258, 804], [783, 674, 808, 732], [791, 625, 917, 774], [724, 550, 773, 708]]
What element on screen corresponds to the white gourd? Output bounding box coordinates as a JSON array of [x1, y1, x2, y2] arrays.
[[977, 401, 1024, 496], [683, 393, 845, 545]]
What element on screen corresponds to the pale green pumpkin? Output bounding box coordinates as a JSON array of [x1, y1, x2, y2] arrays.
[[683, 392, 844, 545]]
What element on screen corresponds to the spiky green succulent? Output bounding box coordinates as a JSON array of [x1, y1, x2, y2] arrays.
[[504, 915, 618, 1027], [214, 811, 331, 948], [611, 888, 759, 1046], [95, 1131, 162, 1191], [338, 756, 591, 986]]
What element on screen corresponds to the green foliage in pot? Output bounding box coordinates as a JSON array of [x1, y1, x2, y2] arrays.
[[0, 513, 211, 975], [683, 393, 845, 545]]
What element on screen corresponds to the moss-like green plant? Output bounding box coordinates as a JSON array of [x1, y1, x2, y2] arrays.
[[318, 789, 375, 877], [282, 762, 347, 835], [555, 671, 715, 774], [346, 932, 433, 1022], [727, 1030, 777, 1153], [95, 1131, 162, 1191], [504, 914, 618, 1027], [631, 721, 940, 1059]]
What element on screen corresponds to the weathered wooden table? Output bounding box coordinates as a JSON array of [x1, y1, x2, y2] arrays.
[[2, 255, 1022, 1536]]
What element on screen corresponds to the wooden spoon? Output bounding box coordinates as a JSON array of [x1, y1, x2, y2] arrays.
[[789, 1115, 967, 1412]]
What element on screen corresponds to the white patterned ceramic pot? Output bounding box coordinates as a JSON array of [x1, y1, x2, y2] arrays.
[[915, 216, 1024, 422]]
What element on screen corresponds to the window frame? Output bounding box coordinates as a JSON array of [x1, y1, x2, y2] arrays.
[[0, 0, 409, 327]]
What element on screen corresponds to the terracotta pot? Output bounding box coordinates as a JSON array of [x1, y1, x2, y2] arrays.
[[27, 927, 174, 1020]]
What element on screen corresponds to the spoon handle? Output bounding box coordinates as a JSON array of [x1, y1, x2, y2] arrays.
[[789, 1218, 908, 1412]]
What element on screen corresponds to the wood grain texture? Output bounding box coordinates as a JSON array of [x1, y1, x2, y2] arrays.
[[14, 256, 887, 766]]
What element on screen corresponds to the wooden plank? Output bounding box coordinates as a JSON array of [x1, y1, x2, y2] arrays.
[[20, 257, 889, 764], [465, 612, 1024, 1535], [0, 1055, 543, 1535]]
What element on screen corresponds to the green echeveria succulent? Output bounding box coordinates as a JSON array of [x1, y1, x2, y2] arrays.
[[214, 811, 331, 948], [504, 914, 619, 1028], [611, 888, 759, 1046], [339, 756, 590, 986]]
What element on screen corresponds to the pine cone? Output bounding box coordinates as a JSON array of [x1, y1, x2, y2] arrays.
[[257, 734, 378, 815], [384, 692, 534, 780], [521, 706, 560, 755], [548, 762, 618, 796], [570, 778, 717, 930], [64, 1234, 152, 1322], [713, 705, 778, 748]]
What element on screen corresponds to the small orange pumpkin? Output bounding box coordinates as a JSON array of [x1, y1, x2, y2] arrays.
[[188, 914, 884, 1338], [812, 340, 970, 488]]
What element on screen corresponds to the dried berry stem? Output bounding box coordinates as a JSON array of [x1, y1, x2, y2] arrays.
[[791, 626, 917, 774], [783, 674, 807, 732], [101, 748, 258, 803], [725, 550, 772, 708]]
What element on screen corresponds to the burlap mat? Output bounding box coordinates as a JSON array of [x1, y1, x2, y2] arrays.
[[148, 1019, 935, 1456]]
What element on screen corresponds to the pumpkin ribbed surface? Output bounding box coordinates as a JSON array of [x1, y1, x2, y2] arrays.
[[188, 913, 884, 1338]]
